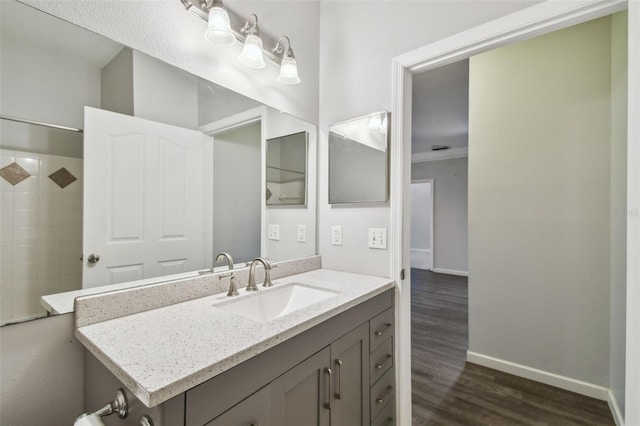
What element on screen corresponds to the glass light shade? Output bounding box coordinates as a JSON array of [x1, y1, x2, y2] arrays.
[[204, 7, 236, 46], [238, 34, 265, 69], [277, 56, 301, 85]]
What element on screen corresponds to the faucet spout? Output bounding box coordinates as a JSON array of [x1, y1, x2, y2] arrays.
[[247, 257, 272, 291], [215, 252, 238, 297]]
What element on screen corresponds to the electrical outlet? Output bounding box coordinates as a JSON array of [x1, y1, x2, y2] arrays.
[[297, 224, 306, 243], [368, 228, 387, 249], [331, 226, 342, 246], [268, 224, 280, 241]]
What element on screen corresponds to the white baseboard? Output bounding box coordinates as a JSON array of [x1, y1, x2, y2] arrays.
[[608, 390, 625, 426], [432, 267, 468, 277], [410, 248, 432, 270], [466, 351, 609, 401]]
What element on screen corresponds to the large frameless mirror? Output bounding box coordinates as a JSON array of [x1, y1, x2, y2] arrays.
[[328, 111, 390, 204]]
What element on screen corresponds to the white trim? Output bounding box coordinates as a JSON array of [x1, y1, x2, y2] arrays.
[[411, 147, 468, 163], [625, 2, 640, 424], [432, 268, 468, 277], [198, 107, 264, 135], [467, 351, 609, 401], [410, 248, 432, 270], [389, 1, 636, 425], [608, 390, 625, 426]]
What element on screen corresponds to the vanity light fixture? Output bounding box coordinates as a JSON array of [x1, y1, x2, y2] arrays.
[[203, 0, 235, 46], [181, 0, 301, 84], [273, 36, 300, 85], [238, 15, 265, 69]]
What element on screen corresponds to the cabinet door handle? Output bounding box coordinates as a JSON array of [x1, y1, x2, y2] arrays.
[[334, 359, 343, 399], [374, 323, 392, 336], [324, 368, 332, 410], [375, 385, 393, 405], [375, 354, 392, 370]]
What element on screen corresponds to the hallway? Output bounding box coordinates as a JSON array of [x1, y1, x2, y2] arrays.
[[410, 269, 614, 425]]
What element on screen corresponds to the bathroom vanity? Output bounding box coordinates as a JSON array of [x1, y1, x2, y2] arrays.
[[78, 268, 396, 426]]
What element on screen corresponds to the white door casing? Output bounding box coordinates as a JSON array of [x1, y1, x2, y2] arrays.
[[83, 107, 207, 288]]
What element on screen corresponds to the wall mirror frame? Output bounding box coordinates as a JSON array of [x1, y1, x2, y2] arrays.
[[0, 0, 317, 325], [328, 111, 390, 204]]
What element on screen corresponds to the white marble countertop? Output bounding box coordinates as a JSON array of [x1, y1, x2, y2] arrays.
[[76, 269, 394, 407]]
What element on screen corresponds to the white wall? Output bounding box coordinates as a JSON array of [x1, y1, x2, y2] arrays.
[[264, 107, 317, 262], [609, 10, 628, 416], [318, 0, 540, 277], [212, 123, 262, 264], [22, 0, 321, 124], [133, 51, 199, 130], [0, 314, 84, 425], [468, 17, 612, 386], [0, 37, 99, 157], [412, 158, 468, 273], [101, 48, 134, 117]]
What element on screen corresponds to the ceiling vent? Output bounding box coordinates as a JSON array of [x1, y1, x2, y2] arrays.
[[431, 145, 450, 151]]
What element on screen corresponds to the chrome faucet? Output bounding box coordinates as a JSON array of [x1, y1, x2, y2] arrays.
[[216, 252, 238, 297], [247, 257, 272, 291]]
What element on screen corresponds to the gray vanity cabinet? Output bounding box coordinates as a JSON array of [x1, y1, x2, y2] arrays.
[[85, 289, 394, 426], [271, 347, 331, 426], [330, 322, 370, 426]]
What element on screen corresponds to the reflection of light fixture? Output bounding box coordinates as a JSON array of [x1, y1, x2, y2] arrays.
[[239, 15, 265, 69], [273, 36, 301, 85], [203, 0, 235, 46], [182, 0, 302, 83]]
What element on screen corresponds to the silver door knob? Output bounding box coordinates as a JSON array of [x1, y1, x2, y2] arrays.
[[87, 254, 100, 264]]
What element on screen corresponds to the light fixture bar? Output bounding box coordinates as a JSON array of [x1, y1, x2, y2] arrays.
[[180, 0, 283, 63]]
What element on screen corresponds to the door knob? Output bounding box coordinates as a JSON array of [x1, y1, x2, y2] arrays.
[[87, 254, 100, 264]]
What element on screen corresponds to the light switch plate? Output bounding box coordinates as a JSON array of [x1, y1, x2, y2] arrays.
[[297, 224, 306, 243], [268, 224, 280, 241], [331, 226, 342, 246], [368, 228, 387, 249]]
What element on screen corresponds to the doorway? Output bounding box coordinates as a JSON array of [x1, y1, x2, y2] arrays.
[[410, 181, 433, 271], [391, 4, 635, 425]]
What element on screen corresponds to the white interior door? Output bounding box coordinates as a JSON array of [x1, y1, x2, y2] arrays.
[[410, 181, 433, 270], [83, 107, 207, 288]]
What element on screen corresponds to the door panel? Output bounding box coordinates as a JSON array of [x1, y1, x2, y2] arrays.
[[271, 346, 330, 426]]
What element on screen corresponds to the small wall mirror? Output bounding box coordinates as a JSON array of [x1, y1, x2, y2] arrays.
[[266, 131, 308, 206], [329, 111, 390, 204]]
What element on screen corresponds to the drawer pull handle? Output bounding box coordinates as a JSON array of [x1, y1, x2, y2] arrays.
[[375, 385, 393, 404], [374, 323, 392, 336], [375, 354, 392, 370], [335, 359, 343, 399], [385, 416, 394, 426], [324, 368, 332, 410]]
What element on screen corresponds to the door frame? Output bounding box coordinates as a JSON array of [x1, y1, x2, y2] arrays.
[[410, 179, 434, 271], [389, 1, 638, 425]]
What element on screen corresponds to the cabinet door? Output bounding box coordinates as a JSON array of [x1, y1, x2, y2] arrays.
[[271, 346, 331, 426], [205, 385, 271, 426], [330, 322, 370, 426]]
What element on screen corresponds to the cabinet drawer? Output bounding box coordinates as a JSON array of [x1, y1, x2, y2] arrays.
[[369, 337, 393, 384], [371, 397, 395, 426], [370, 367, 394, 422], [370, 308, 393, 352], [205, 384, 271, 426]]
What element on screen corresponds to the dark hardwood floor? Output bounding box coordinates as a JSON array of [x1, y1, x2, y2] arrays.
[[410, 269, 614, 426]]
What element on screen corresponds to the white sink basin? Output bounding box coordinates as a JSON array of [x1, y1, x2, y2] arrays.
[[216, 283, 339, 322]]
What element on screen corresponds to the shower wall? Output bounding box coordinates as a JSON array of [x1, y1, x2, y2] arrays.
[[0, 149, 82, 325]]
